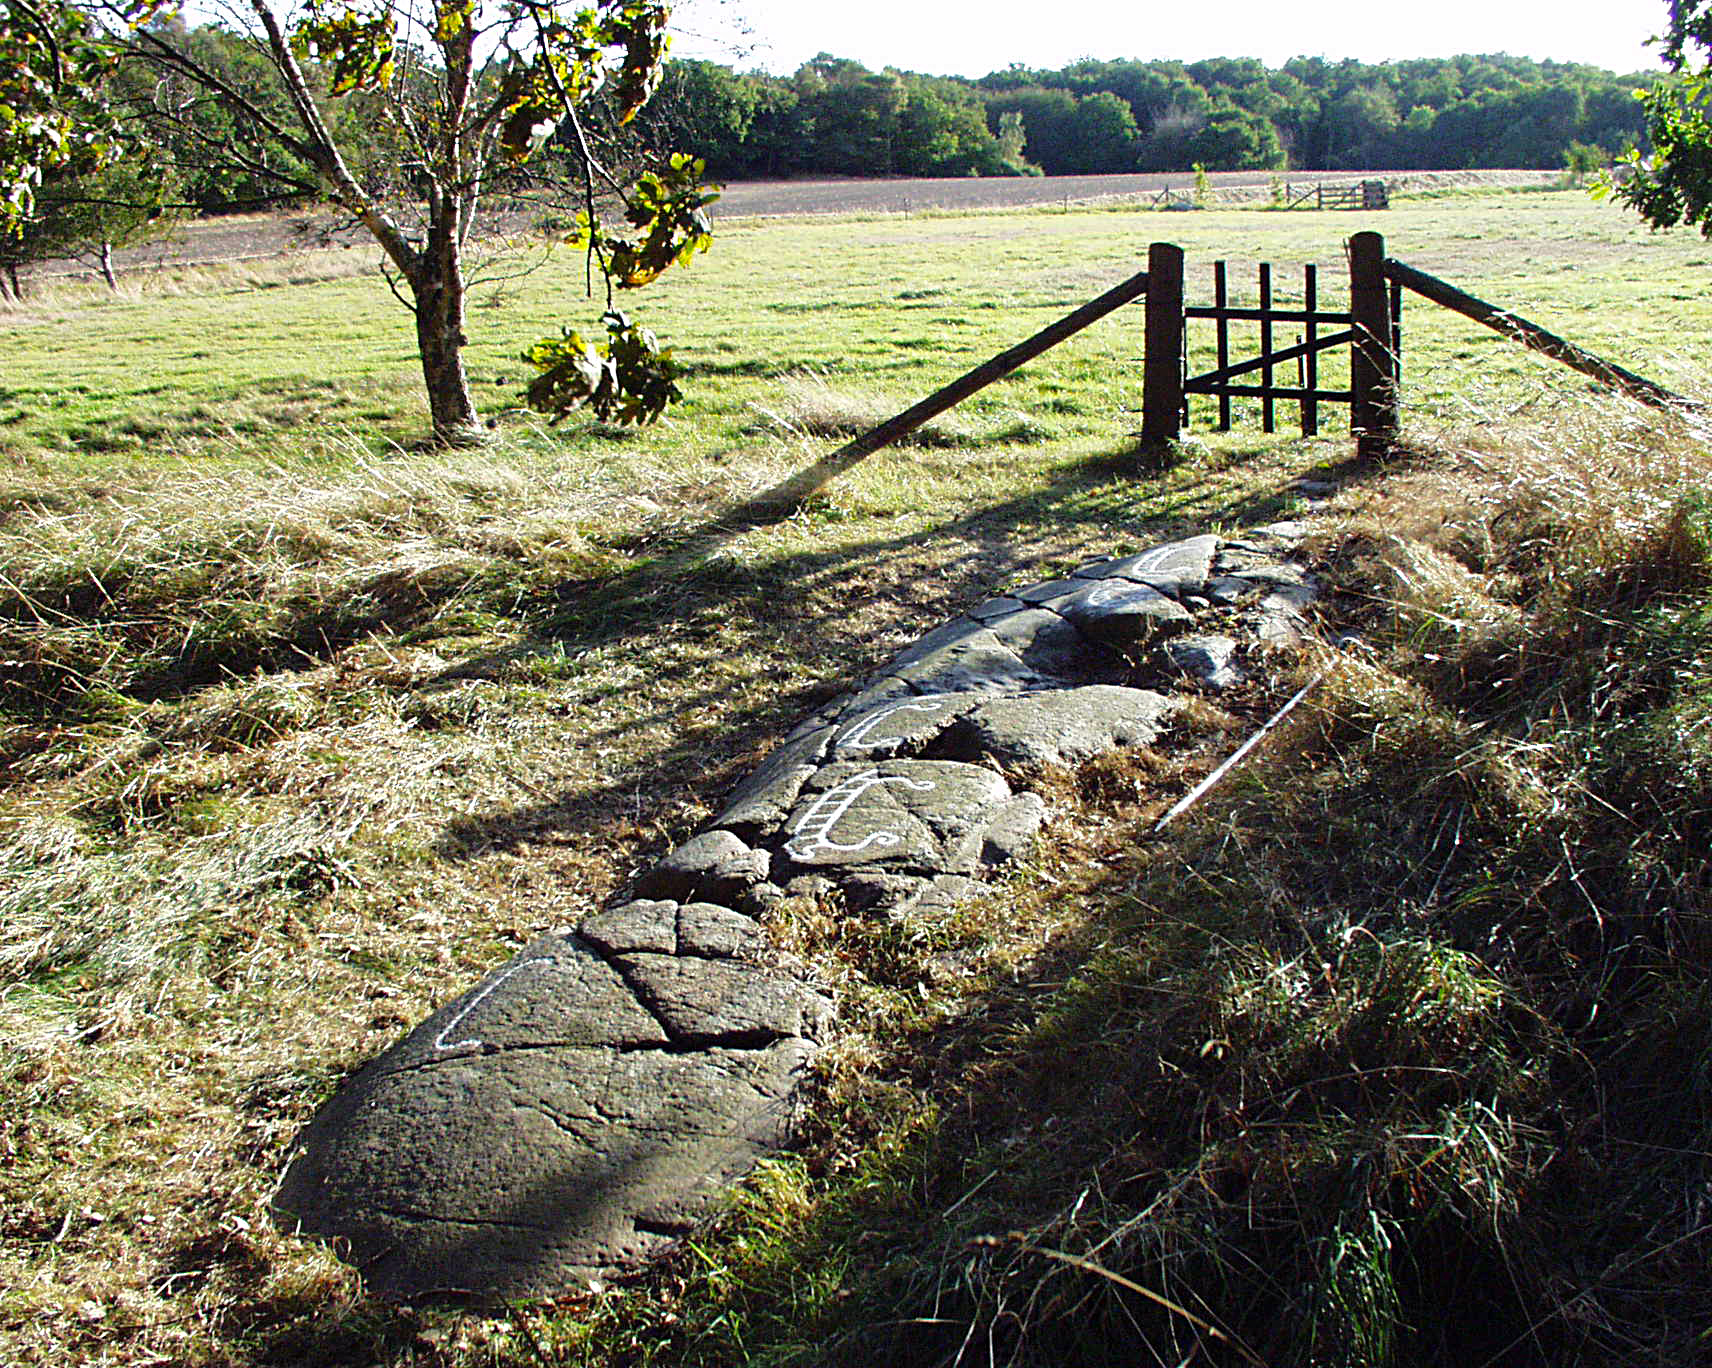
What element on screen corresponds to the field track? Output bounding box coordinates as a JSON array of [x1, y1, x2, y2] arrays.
[[22, 168, 1554, 283]]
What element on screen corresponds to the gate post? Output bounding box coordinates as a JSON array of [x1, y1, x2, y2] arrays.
[[1349, 230, 1399, 458], [1140, 241, 1185, 462]]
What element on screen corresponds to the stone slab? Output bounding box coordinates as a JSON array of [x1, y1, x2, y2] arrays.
[[985, 606, 1123, 678], [1070, 535, 1220, 598], [373, 937, 671, 1070], [1041, 579, 1193, 646], [275, 1037, 815, 1300], [635, 830, 770, 903], [982, 792, 1047, 865], [713, 726, 836, 837], [617, 954, 831, 1043], [965, 595, 1030, 623], [777, 759, 1012, 875], [956, 686, 1176, 770], [883, 617, 1056, 695], [828, 692, 977, 760], [1165, 634, 1244, 690], [580, 900, 678, 957], [839, 870, 994, 918], [677, 903, 767, 960]]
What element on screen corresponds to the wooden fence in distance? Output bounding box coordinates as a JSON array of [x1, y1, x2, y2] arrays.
[[1281, 179, 1390, 211]]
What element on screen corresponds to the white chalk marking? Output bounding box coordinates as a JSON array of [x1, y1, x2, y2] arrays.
[[433, 956, 557, 1052], [837, 699, 947, 752], [785, 767, 935, 861]]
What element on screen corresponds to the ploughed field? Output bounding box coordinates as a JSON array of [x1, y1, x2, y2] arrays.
[[4, 187, 1710, 1368], [20, 168, 1555, 283]]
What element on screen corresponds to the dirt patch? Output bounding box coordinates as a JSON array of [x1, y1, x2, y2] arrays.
[[711, 169, 1553, 219]]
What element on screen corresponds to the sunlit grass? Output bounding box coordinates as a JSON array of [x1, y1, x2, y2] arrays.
[[3, 187, 1711, 1367]]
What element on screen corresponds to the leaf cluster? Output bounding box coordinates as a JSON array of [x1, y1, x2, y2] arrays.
[[599, 150, 714, 287], [520, 307, 681, 424], [0, 0, 163, 232], [290, 1, 396, 96], [1611, 2, 1712, 234]]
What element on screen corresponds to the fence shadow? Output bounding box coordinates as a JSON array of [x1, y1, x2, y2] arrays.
[[427, 438, 1314, 866]]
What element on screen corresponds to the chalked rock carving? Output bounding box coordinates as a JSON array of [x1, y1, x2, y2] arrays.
[[274, 528, 1317, 1300]]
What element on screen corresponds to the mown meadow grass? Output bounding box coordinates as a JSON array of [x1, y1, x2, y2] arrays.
[[2, 187, 1710, 1367]]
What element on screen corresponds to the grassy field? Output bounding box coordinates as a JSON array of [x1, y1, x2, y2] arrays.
[[2, 187, 1711, 1367]]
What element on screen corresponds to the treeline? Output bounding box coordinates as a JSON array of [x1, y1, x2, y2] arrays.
[[8, 27, 1663, 245], [639, 51, 1657, 180]]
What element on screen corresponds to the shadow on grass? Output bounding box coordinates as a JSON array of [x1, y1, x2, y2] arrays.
[[226, 430, 1696, 1366], [427, 439, 1314, 865]]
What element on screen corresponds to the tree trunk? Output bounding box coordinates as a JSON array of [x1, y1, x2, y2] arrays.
[[413, 209, 482, 446], [98, 241, 117, 291]]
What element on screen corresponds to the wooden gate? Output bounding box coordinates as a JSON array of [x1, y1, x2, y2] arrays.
[[1142, 232, 1403, 458], [1182, 257, 1400, 438]]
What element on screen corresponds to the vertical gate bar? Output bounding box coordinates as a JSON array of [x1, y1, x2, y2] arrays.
[[1349, 230, 1398, 458], [1180, 313, 1190, 429], [1259, 262, 1274, 434], [1303, 263, 1319, 436], [1390, 279, 1403, 377], [1141, 241, 1185, 458], [1214, 259, 1230, 431]]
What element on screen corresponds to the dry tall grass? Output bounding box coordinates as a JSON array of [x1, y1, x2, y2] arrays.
[[520, 392, 1712, 1367]]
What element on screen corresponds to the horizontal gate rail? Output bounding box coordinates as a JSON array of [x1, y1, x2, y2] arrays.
[[1192, 383, 1355, 402], [1185, 305, 1352, 325], [1182, 252, 1373, 438]]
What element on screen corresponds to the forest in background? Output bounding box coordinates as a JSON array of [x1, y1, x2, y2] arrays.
[[638, 50, 1657, 182], [2, 25, 1662, 287]]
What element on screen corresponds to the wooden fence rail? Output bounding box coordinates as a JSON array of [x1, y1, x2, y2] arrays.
[[761, 232, 1694, 509], [760, 263, 1154, 506], [1382, 257, 1696, 412]]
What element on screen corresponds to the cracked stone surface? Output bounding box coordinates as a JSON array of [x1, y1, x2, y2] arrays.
[[274, 526, 1319, 1301], [778, 759, 1012, 874], [1166, 635, 1244, 690], [635, 830, 771, 903]]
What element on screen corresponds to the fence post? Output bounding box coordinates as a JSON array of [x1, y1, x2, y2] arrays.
[[1140, 241, 1184, 461], [1348, 230, 1398, 458]]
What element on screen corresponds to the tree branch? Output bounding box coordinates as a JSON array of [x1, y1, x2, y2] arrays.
[[129, 23, 312, 162], [243, 0, 421, 281]]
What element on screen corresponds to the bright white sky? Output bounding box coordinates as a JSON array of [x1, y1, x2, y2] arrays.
[[673, 0, 1667, 77]]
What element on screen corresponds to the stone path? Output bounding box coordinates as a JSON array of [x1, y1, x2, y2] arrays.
[[273, 525, 1318, 1300]]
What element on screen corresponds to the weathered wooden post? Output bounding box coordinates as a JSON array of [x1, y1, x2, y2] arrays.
[[1302, 263, 1320, 437], [1140, 240, 1185, 461], [1348, 230, 1399, 458]]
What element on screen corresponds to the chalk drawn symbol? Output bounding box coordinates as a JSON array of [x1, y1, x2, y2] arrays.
[[836, 699, 947, 752], [433, 957, 556, 1052], [784, 767, 935, 862]]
